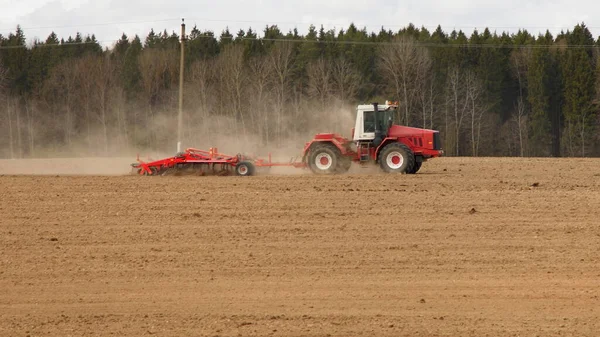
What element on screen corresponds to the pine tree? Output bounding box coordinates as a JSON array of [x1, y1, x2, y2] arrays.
[[339, 24, 375, 100], [560, 23, 596, 156], [121, 35, 143, 99], [476, 29, 511, 122], [219, 27, 233, 48], [241, 27, 262, 58], [113, 33, 130, 61], [295, 24, 320, 87], [0, 26, 29, 94], [527, 31, 562, 156], [186, 26, 219, 64], [144, 29, 159, 48]]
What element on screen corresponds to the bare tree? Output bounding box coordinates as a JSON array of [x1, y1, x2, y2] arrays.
[[418, 70, 436, 129], [73, 57, 96, 151], [86, 55, 118, 154], [597, 53, 600, 100], [580, 53, 600, 156], [510, 48, 532, 156], [267, 41, 294, 146], [443, 66, 489, 156], [0, 65, 14, 158], [216, 44, 247, 139], [428, 74, 437, 130], [24, 96, 36, 156], [139, 48, 179, 106], [307, 57, 332, 110], [331, 57, 361, 103], [446, 66, 470, 156], [44, 61, 79, 148], [577, 104, 593, 157], [378, 35, 432, 126], [186, 58, 216, 144], [138, 48, 179, 147], [108, 85, 128, 153], [247, 56, 273, 145], [6, 98, 15, 159], [0, 65, 6, 96], [512, 97, 528, 156], [465, 71, 488, 156]]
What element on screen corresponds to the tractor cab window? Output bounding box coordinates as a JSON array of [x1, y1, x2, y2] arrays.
[[363, 111, 375, 132]]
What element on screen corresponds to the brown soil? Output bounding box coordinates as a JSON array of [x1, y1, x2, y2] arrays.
[[1, 157, 600, 336]]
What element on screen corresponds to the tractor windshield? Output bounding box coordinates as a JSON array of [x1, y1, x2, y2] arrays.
[[382, 109, 395, 128], [363, 108, 396, 133]]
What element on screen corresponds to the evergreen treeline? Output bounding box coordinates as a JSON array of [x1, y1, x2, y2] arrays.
[[0, 23, 599, 158]]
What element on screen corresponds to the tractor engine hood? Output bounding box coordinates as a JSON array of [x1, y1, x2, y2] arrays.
[[387, 125, 437, 138]]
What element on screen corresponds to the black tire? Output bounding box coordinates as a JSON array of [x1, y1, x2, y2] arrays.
[[378, 142, 415, 174], [408, 161, 422, 174], [308, 143, 340, 175], [235, 161, 255, 176], [337, 157, 352, 173]]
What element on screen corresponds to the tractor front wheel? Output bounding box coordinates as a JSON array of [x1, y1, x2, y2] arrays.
[[378, 142, 415, 174], [308, 143, 340, 175], [408, 161, 422, 174]]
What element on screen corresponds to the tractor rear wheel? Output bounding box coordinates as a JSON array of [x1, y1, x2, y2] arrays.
[[337, 157, 352, 173], [308, 143, 340, 175], [378, 142, 415, 174], [235, 161, 255, 176]]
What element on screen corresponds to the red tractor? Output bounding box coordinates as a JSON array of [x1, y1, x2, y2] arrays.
[[300, 101, 443, 174]]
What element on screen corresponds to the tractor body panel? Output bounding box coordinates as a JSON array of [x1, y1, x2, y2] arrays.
[[383, 125, 444, 158], [301, 133, 357, 163]]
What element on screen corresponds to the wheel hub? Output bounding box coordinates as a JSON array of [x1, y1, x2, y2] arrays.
[[386, 151, 404, 169], [315, 153, 333, 170]]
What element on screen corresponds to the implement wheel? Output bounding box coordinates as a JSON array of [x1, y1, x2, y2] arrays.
[[235, 161, 255, 176]]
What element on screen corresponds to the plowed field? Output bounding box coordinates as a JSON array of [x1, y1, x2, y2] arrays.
[[1, 157, 600, 336]]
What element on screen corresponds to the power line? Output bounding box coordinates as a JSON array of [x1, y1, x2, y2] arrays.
[[224, 36, 600, 49], [0, 40, 119, 50], [0, 18, 182, 33], [2, 17, 600, 34], [185, 17, 600, 31], [1, 31, 599, 50]]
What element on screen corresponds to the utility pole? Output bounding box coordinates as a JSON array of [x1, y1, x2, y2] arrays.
[[177, 18, 185, 153]]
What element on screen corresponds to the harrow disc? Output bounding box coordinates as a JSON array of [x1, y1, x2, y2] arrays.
[[158, 163, 236, 176]]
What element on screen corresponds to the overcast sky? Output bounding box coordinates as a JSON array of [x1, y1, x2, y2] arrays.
[[1, 0, 599, 47]]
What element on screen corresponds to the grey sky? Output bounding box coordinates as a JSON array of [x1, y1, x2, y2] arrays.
[[1, 0, 599, 47]]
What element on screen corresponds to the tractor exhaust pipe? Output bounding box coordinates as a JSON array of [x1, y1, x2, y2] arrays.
[[372, 102, 383, 147], [373, 102, 379, 134]]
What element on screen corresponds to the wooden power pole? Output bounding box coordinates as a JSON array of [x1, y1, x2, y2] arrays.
[[177, 18, 185, 153]]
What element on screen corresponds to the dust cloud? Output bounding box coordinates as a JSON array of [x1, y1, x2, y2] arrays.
[[0, 157, 134, 175], [0, 102, 360, 176]]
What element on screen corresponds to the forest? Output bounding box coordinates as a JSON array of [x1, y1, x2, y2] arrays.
[[0, 22, 599, 159]]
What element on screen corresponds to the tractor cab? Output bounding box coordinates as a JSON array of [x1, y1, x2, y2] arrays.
[[352, 101, 398, 144]]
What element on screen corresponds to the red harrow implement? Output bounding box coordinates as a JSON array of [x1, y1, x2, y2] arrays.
[[131, 147, 305, 176]]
